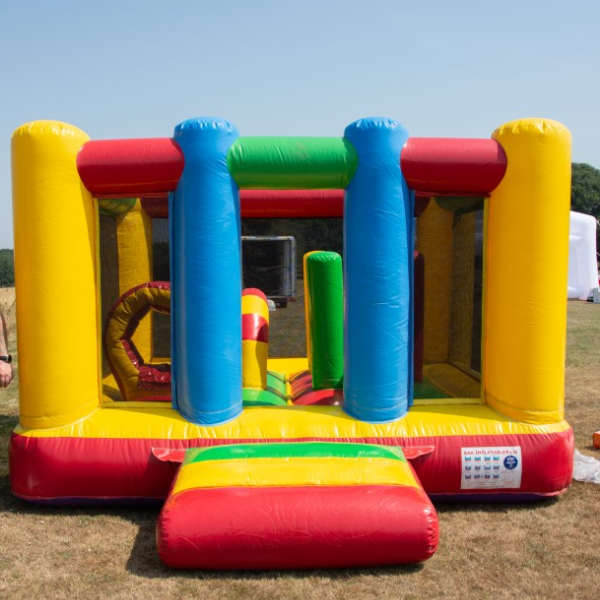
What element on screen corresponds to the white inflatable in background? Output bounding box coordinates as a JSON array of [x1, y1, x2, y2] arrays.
[[568, 211, 599, 300]]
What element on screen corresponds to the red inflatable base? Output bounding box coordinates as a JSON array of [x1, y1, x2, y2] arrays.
[[157, 484, 438, 570], [9, 429, 573, 503]]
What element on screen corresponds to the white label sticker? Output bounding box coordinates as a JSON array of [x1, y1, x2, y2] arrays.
[[460, 446, 522, 490]]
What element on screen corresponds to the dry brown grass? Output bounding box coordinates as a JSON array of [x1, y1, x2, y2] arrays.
[[0, 287, 16, 342], [1, 302, 600, 600]]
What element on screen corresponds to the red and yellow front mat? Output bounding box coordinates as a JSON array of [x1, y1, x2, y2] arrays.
[[156, 442, 439, 569]]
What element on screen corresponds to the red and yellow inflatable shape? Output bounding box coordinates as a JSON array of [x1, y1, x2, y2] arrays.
[[104, 281, 171, 401]]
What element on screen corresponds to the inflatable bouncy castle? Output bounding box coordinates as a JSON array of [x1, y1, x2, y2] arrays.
[[568, 211, 599, 300], [10, 116, 574, 569]]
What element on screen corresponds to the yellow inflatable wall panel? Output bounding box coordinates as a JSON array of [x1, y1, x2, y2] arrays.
[[416, 201, 453, 364], [449, 212, 476, 372], [116, 201, 152, 358], [242, 340, 269, 388], [16, 403, 571, 441], [485, 119, 571, 424], [12, 121, 100, 428]]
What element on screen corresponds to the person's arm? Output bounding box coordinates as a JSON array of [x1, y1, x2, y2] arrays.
[[0, 311, 13, 388]]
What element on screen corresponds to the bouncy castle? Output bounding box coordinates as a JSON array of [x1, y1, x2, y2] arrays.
[[10, 116, 574, 569]]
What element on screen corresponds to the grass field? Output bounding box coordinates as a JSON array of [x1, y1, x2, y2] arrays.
[[1, 294, 599, 600]]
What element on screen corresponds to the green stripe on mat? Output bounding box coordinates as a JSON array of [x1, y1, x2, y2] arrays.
[[183, 442, 406, 466]]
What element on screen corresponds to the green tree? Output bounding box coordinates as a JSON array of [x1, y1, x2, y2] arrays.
[[0, 249, 14, 287], [571, 163, 600, 255], [572, 163, 600, 215]]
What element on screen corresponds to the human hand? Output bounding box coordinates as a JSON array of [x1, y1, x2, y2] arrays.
[[0, 361, 13, 388]]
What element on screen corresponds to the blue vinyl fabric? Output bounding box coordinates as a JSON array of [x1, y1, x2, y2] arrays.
[[171, 118, 243, 425], [343, 118, 413, 423]]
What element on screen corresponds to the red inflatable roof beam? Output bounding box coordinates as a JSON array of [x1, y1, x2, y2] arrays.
[[77, 138, 184, 197], [140, 190, 345, 219], [401, 138, 507, 196], [242, 190, 344, 218]]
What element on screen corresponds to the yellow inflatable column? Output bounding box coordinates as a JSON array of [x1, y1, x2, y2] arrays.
[[116, 201, 153, 359], [242, 290, 270, 389], [12, 121, 100, 429], [485, 119, 571, 424]]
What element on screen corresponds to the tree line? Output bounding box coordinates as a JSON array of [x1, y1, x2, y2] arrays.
[[571, 163, 600, 255], [0, 249, 13, 287]]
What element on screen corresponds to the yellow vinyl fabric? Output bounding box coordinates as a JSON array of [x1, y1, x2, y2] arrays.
[[241, 294, 269, 321], [242, 340, 269, 388], [12, 121, 100, 428], [269, 357, 308, 374], [15, 403, 571, 440], [115, 201, 153, 358], [242, 292, 270, 389], [485, 119, 571, 424], [172, 455, 419, 494]]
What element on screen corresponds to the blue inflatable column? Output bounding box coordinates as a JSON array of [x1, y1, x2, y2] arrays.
[[171, 118, 242, 425], [343, 118, 412, 423]]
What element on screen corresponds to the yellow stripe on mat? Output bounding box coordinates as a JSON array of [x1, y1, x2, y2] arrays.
[[172, 456, 420, 495]]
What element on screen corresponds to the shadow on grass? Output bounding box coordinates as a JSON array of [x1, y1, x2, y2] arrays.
[[434, 496, 560, 514], [433, 496, 561, 517], [0, 412, 18, 435]]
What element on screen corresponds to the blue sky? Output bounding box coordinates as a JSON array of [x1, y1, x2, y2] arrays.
[[1, 0, 598, 248]]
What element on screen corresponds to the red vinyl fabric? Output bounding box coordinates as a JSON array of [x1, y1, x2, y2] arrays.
[[142, 191, 345, 219], [10, 429, 573, 503], [242, 288, 268, 301], [241, 189, 344, 218], [77, 139, 185, 197], [401, 138, 507, 196], [157, 485, 438, 569], [241, 314, 269, 342]]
